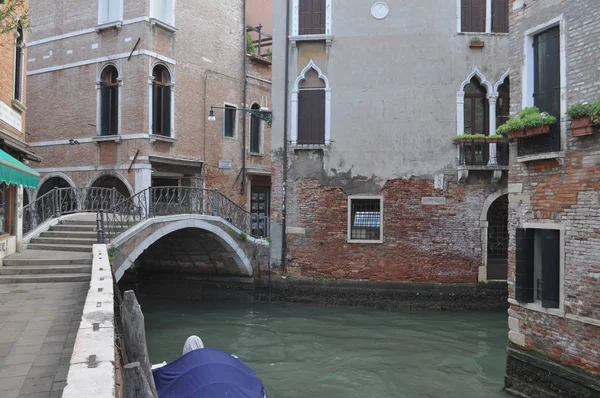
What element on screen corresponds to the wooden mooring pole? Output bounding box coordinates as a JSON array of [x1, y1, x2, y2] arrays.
[[123, 362, 155, 398]]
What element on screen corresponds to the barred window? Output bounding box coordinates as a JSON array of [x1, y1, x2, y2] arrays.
[[348, 197, 383, 242]]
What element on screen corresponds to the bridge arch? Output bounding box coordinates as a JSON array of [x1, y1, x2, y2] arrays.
[[113, 217, 254, 281]]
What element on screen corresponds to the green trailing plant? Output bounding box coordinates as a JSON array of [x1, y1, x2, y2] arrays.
[[496, 106, 557, 135], [454, 133, 504, 141], [107, 246, 116, 263], [246, 32, 255, 55], [266, 48, 272, 60], [0, 0, 30, 35], [470, 37, 481, 42], [238, 232, 248, 242], [590, 99, 600, 124], [566, 103, 589, 120]]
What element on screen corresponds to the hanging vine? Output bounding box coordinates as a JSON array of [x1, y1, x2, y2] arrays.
[[0, 0, 30, 36]]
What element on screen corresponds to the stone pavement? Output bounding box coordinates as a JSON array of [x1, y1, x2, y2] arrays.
[[0, 282, 88, 398]]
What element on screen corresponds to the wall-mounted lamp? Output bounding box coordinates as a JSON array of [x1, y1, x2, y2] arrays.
[[207, 105, 272, 127]]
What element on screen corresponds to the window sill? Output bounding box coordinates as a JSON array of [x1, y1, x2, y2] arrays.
[[223, 135, 237, 141], [150, 18, 178, 33], [95, 21, 123, 32], [289, 34, 333, 47], [11, 99, 27, 113], [291, 144, 329, 151], [508, 298, 565, 318], [347, 239, 383, 244], [149, 134, 177, 144], [93, 135, 121, 144], [249, 152, 264, 157], [516, 151, 565, 164], [457, 164, 509, 171], [458, 32, 509, 36]]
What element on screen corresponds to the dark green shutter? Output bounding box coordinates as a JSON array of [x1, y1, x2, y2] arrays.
[[515, 228, 535, 303], [110, 86, 118, 135], [100, 84, 110, 136], [163, 85, 172, 137], [541, 230, 560, 309]]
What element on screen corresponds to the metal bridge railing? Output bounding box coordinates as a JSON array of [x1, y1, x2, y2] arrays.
[[96, 187, 270, 243], [23, 187, 128, 235]]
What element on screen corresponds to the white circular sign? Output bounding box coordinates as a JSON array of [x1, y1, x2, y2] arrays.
[[371, 2, 389, 19]]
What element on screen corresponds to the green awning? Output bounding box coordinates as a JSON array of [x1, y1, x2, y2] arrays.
[[0, 149, 39, 189]]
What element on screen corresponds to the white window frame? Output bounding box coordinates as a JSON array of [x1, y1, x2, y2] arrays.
[[456, 67, 509, 165], [98, 0, 124, 25], [519, 222, 565, 317], [521, 15, 566, 152], [291, 59, 331, 146], [148, 62, 176, 138], [12, 28, 25, 106], [291, 0, 332, 37], [150, 0, 176, 28], [223, 102, 238, 139], [96, 63, 122, 136], [456, 0, 508, 34], [347, 195, 384, 244]]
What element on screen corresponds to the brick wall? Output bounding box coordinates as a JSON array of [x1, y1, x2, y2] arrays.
[[507, 0, 600, 377]]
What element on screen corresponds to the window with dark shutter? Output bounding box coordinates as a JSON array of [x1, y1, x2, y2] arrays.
[[152, 65, 172, 137], [250, 104, 261, 153], [492, 0, 509, 33], [540, 230, 560, 309], [298, 90, 325, 144], [515, 228, 535, 303], [100, 65, 119, 136], [534, 26, 560, 119], [461, 0, 486, 33], [299, 0, 326, 35], [224, 105, 236, 138], [14, 25, 24, 101]]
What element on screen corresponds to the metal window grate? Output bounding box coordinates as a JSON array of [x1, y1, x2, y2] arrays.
[[350, 199, 381, 240]]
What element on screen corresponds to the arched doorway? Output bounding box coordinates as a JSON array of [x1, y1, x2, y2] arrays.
[[487, 195, 508, 280], [37, 176, 72, 198], [91, 175, 132, 198]]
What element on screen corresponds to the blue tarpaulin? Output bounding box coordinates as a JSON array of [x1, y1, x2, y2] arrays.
[[152, 348, 266, 398]]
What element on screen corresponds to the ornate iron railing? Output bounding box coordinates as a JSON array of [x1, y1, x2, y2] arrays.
[[517, 124, 561, 157], [23, 187, 128, 235], [458, 140, 510, 166], [97, 187, 270, 243]]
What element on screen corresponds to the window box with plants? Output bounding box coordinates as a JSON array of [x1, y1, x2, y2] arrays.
[[567, 100, 600, 137], [469, 37, 484, 48], [453, 134, 504, 144], [496, 107, 558, 139]]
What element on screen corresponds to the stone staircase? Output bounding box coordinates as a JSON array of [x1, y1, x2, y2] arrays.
[[0, 216, 96, 284]]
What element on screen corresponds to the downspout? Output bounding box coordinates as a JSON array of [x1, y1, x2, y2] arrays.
[[280, 0, 290, 272], [240, 0, 248, 196]]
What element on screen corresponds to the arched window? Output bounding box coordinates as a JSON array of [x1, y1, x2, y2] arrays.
[[152, 65, 172, 137], [250, 103, 261, 153], [464, 77, 489, 135], [100, 66, 119, 136], [496, 77, 510, 128], [298, 68, 326, 145], [14, 25, 24, 101]]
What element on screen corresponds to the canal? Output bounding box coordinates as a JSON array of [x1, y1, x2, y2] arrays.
[[141, 298, 510, 398]]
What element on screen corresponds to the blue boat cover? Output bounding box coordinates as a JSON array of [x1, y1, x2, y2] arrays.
[[152, 348, 266, 398]]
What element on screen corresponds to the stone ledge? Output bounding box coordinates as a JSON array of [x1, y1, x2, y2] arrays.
[[516, 151, 566, 164]]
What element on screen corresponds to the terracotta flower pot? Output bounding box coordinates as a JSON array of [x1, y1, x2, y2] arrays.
[[469, 41, 484, 48], [570, 116, 598, 137], [506, 129, 527, 139], [525, 124, 551, 137]]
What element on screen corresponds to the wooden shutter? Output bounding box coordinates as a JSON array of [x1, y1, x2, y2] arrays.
[[299, 0, 325, 35], [461, 0, 486, 32], [250, 114, 260, 153], [515, 228, 535, 303], [109, 85, 118, 135], [298, 90, 325, 144], [461, 0, 472, 32], [162, 85, 171, 137], [224, 107, 235, 137], [541, 230, 560, 309], [534, 26, 561, 119], [101, 85, 110, 136], [492, 0, 509, 33]]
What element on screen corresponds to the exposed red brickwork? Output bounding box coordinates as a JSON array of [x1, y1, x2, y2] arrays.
[[285, 176, 497, 282]]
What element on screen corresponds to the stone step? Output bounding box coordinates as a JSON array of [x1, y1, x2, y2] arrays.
[[26, 244, 94, 253], [30, 237, 98, 246], [51, 224, 97, 232], [59, 220, 97, 226], [40, 230, 98, 239], [4, 254, 92, 266], [0, 273, 92, 284], [0, 265, 92, 275]]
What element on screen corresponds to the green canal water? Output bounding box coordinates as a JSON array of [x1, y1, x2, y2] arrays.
[[142, 298, 510, 398]]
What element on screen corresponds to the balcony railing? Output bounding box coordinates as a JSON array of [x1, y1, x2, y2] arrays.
[[517, 124, 561, 157], [457, 140, 509, 167]]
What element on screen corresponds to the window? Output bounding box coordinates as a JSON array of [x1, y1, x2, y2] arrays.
[[464, 77, 488, 135], [496, 77, 510, 128], [0, 184, 14, 236], [460, 0, 508, 33], [151, 0, 176, 26], [250, 103, 261, 153], [14, 25, 24, 102], [515, 228, 561, 309], [348, 197, 383, 243], [491, 0, 509, 33], [298, 68, 326, 144], [98, 0, 122, 25], [100, 66, 119, 136], [152, 65, 172, 137], [223, 105, 236, 138], [299, 0, 326, 35]]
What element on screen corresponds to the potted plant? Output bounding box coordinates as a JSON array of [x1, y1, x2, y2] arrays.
[[453, 134, 503, 144], [496, 107, 558, 139], [469, 37, 484, 48], [567, 100, 600, 137]]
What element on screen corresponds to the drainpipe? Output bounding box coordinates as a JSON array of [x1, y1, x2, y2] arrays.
[[280, 0, 291, 272], [240, 0, 248, 196]]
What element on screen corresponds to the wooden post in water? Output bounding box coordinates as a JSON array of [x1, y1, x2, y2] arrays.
[[123, 362, 155, 398], [121, 290, 158, 398]]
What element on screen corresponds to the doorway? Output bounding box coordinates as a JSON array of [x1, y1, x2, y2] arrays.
[[487, 195, 508, 280]]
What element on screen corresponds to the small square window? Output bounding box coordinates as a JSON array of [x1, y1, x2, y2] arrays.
[[224, 105, 236, 138], [348, 197, 383, 243]]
